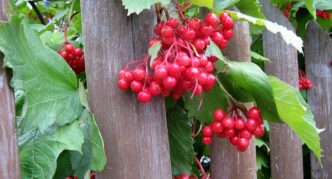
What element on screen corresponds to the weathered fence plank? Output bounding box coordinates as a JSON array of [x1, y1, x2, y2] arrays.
[[0, 1, 21, 178], [261, 0, 304, 179], [210, 15, 257, 179], [304, 21, 332, 179], [81, 1, 172, 178]]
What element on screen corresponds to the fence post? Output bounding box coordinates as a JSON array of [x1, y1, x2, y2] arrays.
[[80, 1, 172, 178], [0, 1, 21, 178], [210, 12, 257, 179], [304, 21, 332, 179], [261, 0, 304, 178]]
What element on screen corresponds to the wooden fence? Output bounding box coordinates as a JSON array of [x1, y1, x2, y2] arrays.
[[0, 0, 331, 178]]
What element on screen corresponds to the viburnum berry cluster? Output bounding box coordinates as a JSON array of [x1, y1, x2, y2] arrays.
[[299, 71, 312, 90], [117, 12, 235, 103], [201, 107, 265, 152], [58, 43, 85, 74], [316, 9, 331, 19], [174, 174, 198, 179]]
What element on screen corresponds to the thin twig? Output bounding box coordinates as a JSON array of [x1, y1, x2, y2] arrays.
[[28, 1, 45, 24]]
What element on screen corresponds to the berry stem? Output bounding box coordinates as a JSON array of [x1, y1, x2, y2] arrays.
[[194, 156, 209, 179]]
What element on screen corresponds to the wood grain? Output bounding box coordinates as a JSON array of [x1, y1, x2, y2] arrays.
[[304, 21, 332, 179], [210, 13, 257, 179], [261, 0, 304, 179], [81, 1, 172, 178], [0, 0, 21, 178]]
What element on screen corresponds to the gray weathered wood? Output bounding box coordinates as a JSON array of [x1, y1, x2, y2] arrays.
[[261, 0, 304, 179], [304, 21, 332, 179], [210, 16, 257, 179], [0, 1, 21, 178], [81, 1, 172, 178]]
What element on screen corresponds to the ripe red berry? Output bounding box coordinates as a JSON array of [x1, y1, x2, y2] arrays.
[[183, 28, 196, 40], [149, 81, 162, 96], [205, 13, 219, 27], [177, 54, 191, 67], [161, 26, 174, 37], [213, 109, 225, 121], [245, 118, 258, 132], [133, 68, 146, 81], [222, 116, 235, 129], [118, 79, 129, 90], [166, 18, 179, 28], [202, 136, 213, 145], [154, 66, 168, 79], [225, 129, 236, 138], [220, 12, 234, 29], [247, 107, 261, 120], [191, 57, 201, 67], [253, 124, 265, 137], [202, 125, 213, 137], [204, 61, 214, 73], [222, 29, 234, 40], [74, 48, 83, 56], [178, 174, 190, 179], [130, 80, 143, 93], [65, 44, 75, 53], [200, 25, 213, 36], [239, 130, 252, 140], [193, 39, 206, 51], [230, 136, 239, 145], [154, 22, 166, 35], [199, 55, 209, 66], [211, 121, 224, 133], [198, 72, 208, 85], [137, 90, 152, 103], [163, 76, 177, 89], [236, 138, 249, 152], [235, 118, 245, 130], [124, 71, 134, 82], [188, 18, 201, 30]]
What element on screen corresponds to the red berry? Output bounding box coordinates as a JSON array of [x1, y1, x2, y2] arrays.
[[130, 80, 143, 93], [253, 124, 265, 137], [183, 28, 196, 40], [202, 136, 213, 145], [224, 129, 236, 138], [230, 136, 239, 145], [205, 13, 219, 27], [177, 53, 191, 67], [149, 81, 162, 96], [161, 26, 174, 37], [166, 18, 179, 28], [200, 25, 213, 36], [133, 68, 146, 81], [74, 48, 83, 56], [197, 72, 208, 85], [235, 118, 245, 130], [161, 37, 174, 45], [202, 125, 213, 137], [191, 57, 201, 67], [208, 56, 218, 63], [193, 38, 206, 51], [149, 38, 160, 47], [65, 44, 75, 53], [222, 116, 234, 129], [179, 174, 190, 179], [199, 55, 209, 66], [193, 84, 203, 95], [220, 12, 234, 29], [137, 90, 152, 103], [124, 71, 134, 82], [236, 138, 249, 152], [168, 63, 182, 78], [188, 18, 201, 30], [239, 130, 252, 140], [90, 172, 96, 179], [247, 107, 261, 120], [154, 22, 166, 35], [204, 61, 214, 73], [211, 121, 224, 133], [213, 109, 225, 121], [245, 118, 258, 132], [211, 32, 228, 48], [154, 66, 168, 79], [118, 70, 126, 78], [60, 51, 69, 60], [222, 29, 234, 40], [118, 79, 129, 90], [163, 76, 177, 89]]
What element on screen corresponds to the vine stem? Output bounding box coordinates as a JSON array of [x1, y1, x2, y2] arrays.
[[194, 156, 209, 179]]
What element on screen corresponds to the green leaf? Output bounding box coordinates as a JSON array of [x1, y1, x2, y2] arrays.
[[228, 11, 303, 53], [167, 105, 195, 175], [0, 16, 83, 133], [219, 61, 280, 122], [183, 84, 228, 123], [213, 0, 241, 10], [148, 41, 161, 67], [190, 0, 214, 9], [314, 0, 332, 10], [19, 121, 84, 179], [255, 138, 270, 151], [251, 51, 270, 62], [235, 0, 265, 18], [53, 151, 74, 179], [268, 76, 321, 160], [122, 0, 171, 15], [304, 0, 316, 18], [256, 152, 269, 170], [205, 41, 224, 60]]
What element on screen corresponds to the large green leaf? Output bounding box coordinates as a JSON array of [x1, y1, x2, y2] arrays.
[[268, 76, 321, 160], [0, 16, 83, 133], [219, 61, 280, 122], [228, 11, 303, 53], [122, 0, 171, 15], [183, 84, 228, 123], [304, 0, 316, 18], [190, 0, 214, 8], [167, 105, 195, 175], [314, 0, 332, 10], [213, 0, 241, 10], [19, 121, 84, 179], [235, 0, 266, 18]]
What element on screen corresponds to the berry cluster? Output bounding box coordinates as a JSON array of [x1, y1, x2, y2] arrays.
[[117, 12, 234, 103], [201, 107, 265, 152], [317, 9, 331, 19], [283, 3, 292, 18], [58, 43, 85, 74], [299, 71, 312, 90]]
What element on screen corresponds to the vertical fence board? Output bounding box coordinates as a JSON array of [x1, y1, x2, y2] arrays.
[[211, 17, 257, 179], [261, 0, 304, 179], [81, 1, 172, 178], [0, 1, 21, 178], [304, 21, 332, 179]]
